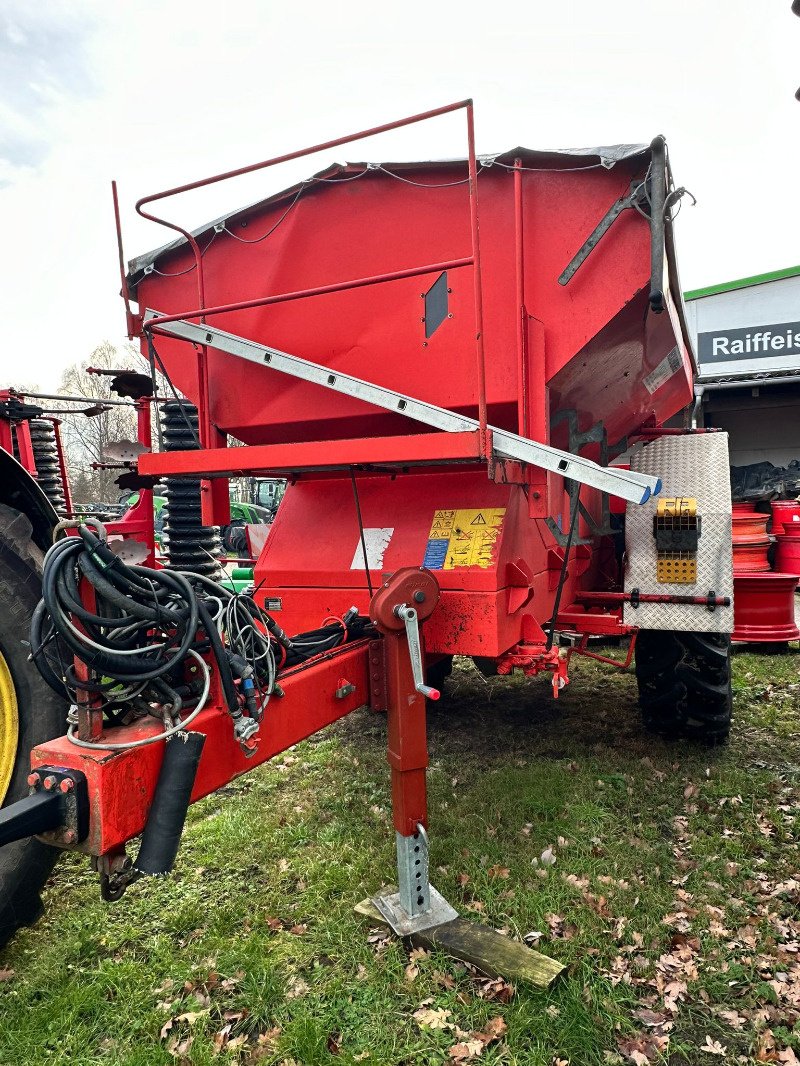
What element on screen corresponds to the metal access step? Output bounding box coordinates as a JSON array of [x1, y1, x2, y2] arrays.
[[144, 311, 662, 506]]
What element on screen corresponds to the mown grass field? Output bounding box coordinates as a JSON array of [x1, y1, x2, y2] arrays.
[[1, 644, 799, 1066]]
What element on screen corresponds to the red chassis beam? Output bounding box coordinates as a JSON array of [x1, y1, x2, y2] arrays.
[[31, 639, 371, 856], [139, 430, 484, 479]]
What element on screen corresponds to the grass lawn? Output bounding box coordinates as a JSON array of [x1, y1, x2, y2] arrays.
[[0, 644, 799, 1065]]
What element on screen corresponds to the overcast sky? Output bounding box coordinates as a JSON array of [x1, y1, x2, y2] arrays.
[[1, 0, 798, 391]]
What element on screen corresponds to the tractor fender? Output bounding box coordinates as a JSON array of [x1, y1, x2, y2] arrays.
[[0, 450, 59, 558]]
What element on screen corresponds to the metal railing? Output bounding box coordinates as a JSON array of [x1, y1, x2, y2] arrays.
[[114, 101, 489, 456]]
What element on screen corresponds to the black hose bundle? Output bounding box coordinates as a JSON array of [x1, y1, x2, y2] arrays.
[[30, 524, 375, 748], [31, 526, 201, 706]]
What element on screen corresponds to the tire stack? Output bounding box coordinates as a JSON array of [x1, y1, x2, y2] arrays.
[[160, 401, 224, 580], [29, 420, 68, 516], [730, 500, 799, 647]]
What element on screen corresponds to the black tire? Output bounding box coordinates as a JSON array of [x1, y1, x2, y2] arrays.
[[635, 629, 732, 744], [426, 655, 453, 696], [0, 508, 66, 948]]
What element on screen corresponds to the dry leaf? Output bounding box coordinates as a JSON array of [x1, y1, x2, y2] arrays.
[[700, 1036, 727, 1056], [488, 864, 510, 879], [448, 1039, 485, 1062], [476, 977, 514, 1003], [717, 1009, 746, 1030], [481, 1017, 507, 1042], [286, 977, 309, 999], [413, 1006, 454, 1030], [0, 969, 14, 982]]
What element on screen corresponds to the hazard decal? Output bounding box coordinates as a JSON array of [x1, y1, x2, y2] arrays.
[[422, 508, 506, 570]]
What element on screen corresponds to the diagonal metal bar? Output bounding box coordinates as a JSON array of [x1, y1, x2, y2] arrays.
[[143, 310, 661, 505]]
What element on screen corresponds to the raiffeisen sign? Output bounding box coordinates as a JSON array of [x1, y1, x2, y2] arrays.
[[684, 267, 800, 380], [700, 322, 800, 363]]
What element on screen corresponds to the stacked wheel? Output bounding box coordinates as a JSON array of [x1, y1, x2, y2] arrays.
[[634, 629, 732, 744]]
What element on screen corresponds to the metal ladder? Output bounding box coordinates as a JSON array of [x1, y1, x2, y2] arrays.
[[144, 310, 661, 506]]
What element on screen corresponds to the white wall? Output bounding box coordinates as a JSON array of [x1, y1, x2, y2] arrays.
[[684, 274, 800, 380]]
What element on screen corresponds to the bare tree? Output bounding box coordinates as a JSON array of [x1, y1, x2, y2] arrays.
[[58, 341, 140, 503]]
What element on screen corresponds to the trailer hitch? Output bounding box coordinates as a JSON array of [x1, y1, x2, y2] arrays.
[[0, 767, 88, 849]]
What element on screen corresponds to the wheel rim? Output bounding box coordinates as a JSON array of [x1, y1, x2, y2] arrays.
[[0, 650, 19, 805]]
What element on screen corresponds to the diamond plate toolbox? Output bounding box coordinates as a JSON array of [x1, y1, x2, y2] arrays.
[[624, 434, 733, 632]]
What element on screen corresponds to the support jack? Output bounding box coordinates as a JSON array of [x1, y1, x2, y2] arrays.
[[367, 568, 564, 988], [373, 824, 457, 936]]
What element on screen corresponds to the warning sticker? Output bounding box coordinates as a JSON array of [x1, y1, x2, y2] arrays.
[[422, 508, 506, 570], [643, 346, 683, 395]]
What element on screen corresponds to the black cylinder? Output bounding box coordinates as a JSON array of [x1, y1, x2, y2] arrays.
[[160, 401, 224, 578], [29, 420, 68, 515], [134, 731, 206, 876]]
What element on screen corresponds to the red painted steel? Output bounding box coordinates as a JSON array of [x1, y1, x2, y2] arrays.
[[731, 572, 800, 643], [772, 499, 800, 535], [31, 640, 371, 854], [251, 469, 604, 658], [370, 568, 439, 835], [133, 151, 691, 451], [732, 512, 770, 572], [775, 534, 800, 575], [732, 501, 757, 514], [140, 431, 483, 479], [133, 100, 486, 452]]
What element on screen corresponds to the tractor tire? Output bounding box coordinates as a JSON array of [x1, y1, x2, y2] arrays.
[[426, 655, 453, 696], [0, 508, 66, 948], [634, 629, 732, 744]]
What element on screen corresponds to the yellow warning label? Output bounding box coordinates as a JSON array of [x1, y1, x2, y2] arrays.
[[424, 508, 506, 570]]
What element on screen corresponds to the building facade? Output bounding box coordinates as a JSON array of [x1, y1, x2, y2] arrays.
[[683, 267, 800, 471]]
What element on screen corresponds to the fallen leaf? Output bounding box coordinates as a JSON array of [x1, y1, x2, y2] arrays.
[[413, 1006, 454, 1030], [175, 1010, 209, 1025], [476, 977, 514, 1003], [0, 969, 14, 982], [717, 1009, 746, 1030], [488, 864, 510, 879], [286, 977, 310, 999], [448, 1039, 485, 1062], [481, 1017, 507, 1042], [700, 1036, 727, 1056]]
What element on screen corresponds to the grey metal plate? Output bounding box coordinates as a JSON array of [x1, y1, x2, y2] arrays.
[[624, 433, 734, 633], [373, 886, 459, 936]]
